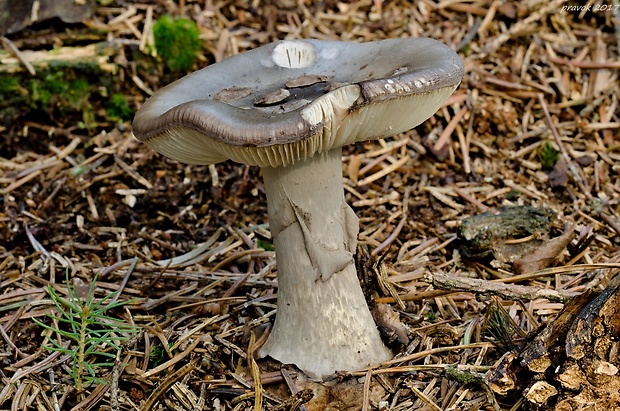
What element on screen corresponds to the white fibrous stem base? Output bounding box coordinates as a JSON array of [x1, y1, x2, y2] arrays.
[[258, 148, 392, 378]]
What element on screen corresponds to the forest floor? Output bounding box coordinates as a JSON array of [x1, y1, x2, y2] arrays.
[[0, 0, 619, 410]]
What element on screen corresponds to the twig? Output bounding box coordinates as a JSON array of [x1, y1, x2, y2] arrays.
[[456, 17, 482, 51], [433, 106, 468, 152], [109, 350, 122, 411], [538, 93, 590, 198], [1, 170, 42, 195], [452, 186, 489, 212], [424, 186, 465, 211], [49, 369, 60, 411], [357, 155, 410, 186], [1, 36, 35, 74], [411, 384, 442, 411], [108, 256, 138, 305], [496, 263, 620, 284], [548, 57, 620, 69], [373, 187, 411, 256], [375, 289, 450, 304], [153, 228, 226, 268], [69, 382, 109, 411], [361, 369, 372, 411], [193, 383, 208, 411], [114, 155, 153, 189], [0, 324, 27, 358], [599, 212, 620, 236], [0, 350, 70, 404], [424, 271, 579, 302], [350, 343, 492, 376], [280, 368, 309, 411]]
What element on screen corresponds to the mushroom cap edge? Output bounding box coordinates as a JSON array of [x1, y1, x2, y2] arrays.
[[132, 37, 464, 168]]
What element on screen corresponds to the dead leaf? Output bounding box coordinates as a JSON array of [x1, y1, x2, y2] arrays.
[[548, 157, 569, 188], [514, 227, 575, 274], [372, 303, 409, 345]]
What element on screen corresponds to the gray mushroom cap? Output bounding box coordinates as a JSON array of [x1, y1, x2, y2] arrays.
[[132, 38, 464, 167]]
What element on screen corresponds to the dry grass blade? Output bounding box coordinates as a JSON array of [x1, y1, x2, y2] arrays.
[[69, 383, 109, 411], [361, 369, 373, 411], [494, 264, 620, 284], [141, 338, 199, 378], [411, 384, 443, 411], [153, 228, 226, 268], [248, 332, 263, 411], [139, 360, 196, 411]]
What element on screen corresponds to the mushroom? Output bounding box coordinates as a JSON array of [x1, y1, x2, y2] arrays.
[[133, 38, 463, 378]]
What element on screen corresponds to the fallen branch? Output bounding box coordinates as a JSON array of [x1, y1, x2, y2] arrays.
[[423, 271, 579, 303], [0, 42, 117, 73]]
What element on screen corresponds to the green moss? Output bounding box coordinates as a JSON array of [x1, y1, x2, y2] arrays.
[[105, 93, 133, 122], [66, 77, 91, 110], [445, 365, 485, 386], [0, 75, 22, 123], [153, 15, 201, 72], [27, 71, 92, 111], [1, 64, 136, 131], [0, 76, 18, 94], [28, 75, 53, 108]]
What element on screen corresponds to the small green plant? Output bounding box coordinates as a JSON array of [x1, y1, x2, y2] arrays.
[[505, 189, 521, 200], [33, 274, 137, 392], [484, 299, 522, 353], [153, 15, 201, 72], [425, 309, 436, 321], [149, 343, 170, 367], [537, 140, 559, 169], [257, 238, 275, 251]]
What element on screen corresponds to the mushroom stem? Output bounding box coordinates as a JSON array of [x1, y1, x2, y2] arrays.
[[259, 148, 392, 378]]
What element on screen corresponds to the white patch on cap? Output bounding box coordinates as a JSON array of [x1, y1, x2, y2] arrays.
[[391, 66, 409, 76], [272, 41, 317, 69], [319, 46, 340, 61], [261, 56, 275, 68]]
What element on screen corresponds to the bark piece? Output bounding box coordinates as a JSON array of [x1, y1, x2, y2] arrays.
[[566, 276, 620, 360], [486, 290, 597, 396], [524, 381, 557, 405], [459, 206, 556, 260], [372, 303, 409, 345], [549, 157, 569, 187], [0, 0, 95, 35], [487, 276, 620, 409]]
